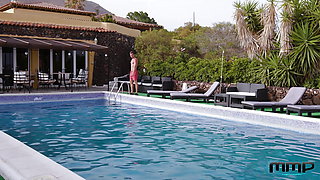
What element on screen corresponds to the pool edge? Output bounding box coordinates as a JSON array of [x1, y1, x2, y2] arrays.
[[112, 92, 320, 135], [0, 131, 85, 180]]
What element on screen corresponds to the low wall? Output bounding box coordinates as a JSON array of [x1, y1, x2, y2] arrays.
[[174, 81, 320, 105]]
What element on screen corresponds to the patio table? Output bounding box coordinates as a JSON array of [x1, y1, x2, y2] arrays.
[[53, 72, 73, 91], [226, 92, 256, 108]]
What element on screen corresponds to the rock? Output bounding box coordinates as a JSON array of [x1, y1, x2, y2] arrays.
[[302, 99, 313, 105], [312, 95, 320, 105]]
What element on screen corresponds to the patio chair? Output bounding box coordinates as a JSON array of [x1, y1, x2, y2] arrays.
[[147, 86, 198, 98], [14, 71, 33, 92], [72, 69, 88, 88], [37, 72, 55, 89], [170, 82, 220, 102], [0, 70, 13, 93], [242, 87, 307, 112]]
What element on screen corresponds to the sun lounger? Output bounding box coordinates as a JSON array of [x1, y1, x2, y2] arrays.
[[170, 82, 219, 102], [147, 86, 198, 98], [242, 87, 306, 112], [286, 105, 320, 116]]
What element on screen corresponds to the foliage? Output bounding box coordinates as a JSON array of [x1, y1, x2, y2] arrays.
[[127, 11, 158, 24], [255, 52, 302, 87], [291, 22, 320, 77], [234, 1, 261, 59], [65, 0, 85, 10], [174, 22, 202, 39], [134, 29, 176, 71], [226, 57, 260, 83], [92, 14, 115, 23], [233, 0, 320, 87], [237, 1, 263, 32], [196, 22, 246, 59]]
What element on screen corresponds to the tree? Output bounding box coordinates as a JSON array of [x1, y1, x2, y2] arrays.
[[234, 0, 276, 59], [92, 14, 115, 23], [174, 22, 202, 39], [195, 22, 246, 59], [126, 11, 158, 24], [134, 29, 175, 71], [65, 0, 85, 10]]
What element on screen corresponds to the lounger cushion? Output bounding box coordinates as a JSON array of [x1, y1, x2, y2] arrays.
[[204, 82, 220, 96], [279, 87, 307, 104], [170, 92, 207, 98], [147, 86, 197, 95], [242, 101, 275, 107], [287, 105, 320, 110]]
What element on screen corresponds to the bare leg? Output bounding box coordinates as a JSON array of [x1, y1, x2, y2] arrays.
[[130, 79, 134, 93], [134, 80, 138, 94]]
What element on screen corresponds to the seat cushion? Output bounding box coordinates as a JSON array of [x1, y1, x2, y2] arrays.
[[236, 83, 250, 92], [250, 83, 265, 93]]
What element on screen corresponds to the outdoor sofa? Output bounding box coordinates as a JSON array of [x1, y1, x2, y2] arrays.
[[147, 86, 198, 98], [242, 87, 307, 112], [214, 83, 268, 107], [170, 82, 219, 102], [116, 75, 174, 93]]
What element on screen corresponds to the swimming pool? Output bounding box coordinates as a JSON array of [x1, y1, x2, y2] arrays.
[[0, 99, 319, 179]]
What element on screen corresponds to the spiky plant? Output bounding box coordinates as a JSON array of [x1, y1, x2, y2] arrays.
[[234, 1, 260, 59], [259, 0, 277, 56], [291, 22, 320, 77], [279, 0, 293, 56]]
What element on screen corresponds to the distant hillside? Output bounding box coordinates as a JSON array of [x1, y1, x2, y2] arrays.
[[0, 0, 112, 15]]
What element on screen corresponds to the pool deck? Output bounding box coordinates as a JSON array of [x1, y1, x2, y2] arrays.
[[0, 132, 84, 180], [0, 90, 320, 179]]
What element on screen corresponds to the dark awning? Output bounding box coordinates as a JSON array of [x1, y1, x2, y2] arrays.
[[0, 36, 108, 52]]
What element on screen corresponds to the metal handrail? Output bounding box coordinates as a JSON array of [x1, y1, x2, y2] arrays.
[[107, 81, 130, 105]]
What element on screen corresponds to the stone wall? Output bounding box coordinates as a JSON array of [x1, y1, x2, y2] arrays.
[[0, 24, 135, 85], [175, 81, 320, 105]]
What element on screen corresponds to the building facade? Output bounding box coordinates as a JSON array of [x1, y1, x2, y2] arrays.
[[0, 2, 157, 87]]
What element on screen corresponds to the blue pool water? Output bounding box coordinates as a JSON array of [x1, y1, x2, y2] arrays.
[[0, 99, 319, 179]]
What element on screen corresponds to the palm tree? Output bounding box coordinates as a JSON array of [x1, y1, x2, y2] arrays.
[[279, 0, 293, 56], [65, 0, 85, 10], [234, 0, 276, 59], [234, 1, 261, 59], [259, 0, 276, 56]]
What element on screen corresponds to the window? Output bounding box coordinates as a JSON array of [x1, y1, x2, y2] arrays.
[[65, 50, 73, 73], [39, 49, 50, 73], [53, 50, 62, 73], [2, 47, 13, 74], [76, 51, 85, 75], [16, 48, 28, 71]]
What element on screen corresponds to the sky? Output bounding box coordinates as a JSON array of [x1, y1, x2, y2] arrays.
[[90, 0, 268, 31]]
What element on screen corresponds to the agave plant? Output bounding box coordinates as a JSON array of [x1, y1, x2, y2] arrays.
[[291, 22, 320, 77], [269, 56, 301, 87], [255, 52, 301, 87]]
